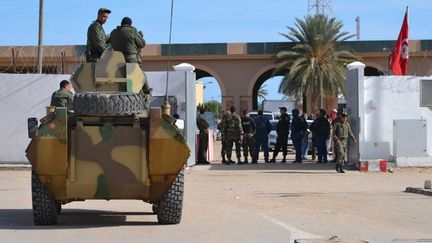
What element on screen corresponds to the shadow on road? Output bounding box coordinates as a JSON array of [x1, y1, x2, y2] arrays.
[[0, 209, 159, 229], [203, 162, 340, 172]]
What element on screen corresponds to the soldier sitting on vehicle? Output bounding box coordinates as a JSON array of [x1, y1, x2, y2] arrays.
[[50, 80, 73, 110], [110, 17, 146, 64]]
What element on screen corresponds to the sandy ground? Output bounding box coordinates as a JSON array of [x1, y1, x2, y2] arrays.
[[0, 163, 432, 243]]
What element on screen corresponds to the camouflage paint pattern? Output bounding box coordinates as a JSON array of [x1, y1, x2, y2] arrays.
[[71, 50, 147, 93], [27, 50, 190, 203], [26, 107, 69, 200]]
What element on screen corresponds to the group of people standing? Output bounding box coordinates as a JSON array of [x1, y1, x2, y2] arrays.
[[196, 106, 357, 173]]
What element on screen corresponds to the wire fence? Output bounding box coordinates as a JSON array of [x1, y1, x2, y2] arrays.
[[0, 46, 86, 74]]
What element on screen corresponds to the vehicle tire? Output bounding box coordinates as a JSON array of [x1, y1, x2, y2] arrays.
[[31, 171, 58, 225], [73, 92, 145, 116], [152, 204, 159, 214], [55, 202, 62, 215], [157, 171, 184, 224]]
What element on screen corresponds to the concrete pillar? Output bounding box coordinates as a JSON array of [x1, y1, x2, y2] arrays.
[[346, 61, 365, 164]]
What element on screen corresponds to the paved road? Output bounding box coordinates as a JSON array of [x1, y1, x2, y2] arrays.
[[1, 165, 432, 243]]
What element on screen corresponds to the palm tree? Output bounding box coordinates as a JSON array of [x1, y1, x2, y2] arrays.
[[257, 84, 268, 102], [275, 14, 359, 109]]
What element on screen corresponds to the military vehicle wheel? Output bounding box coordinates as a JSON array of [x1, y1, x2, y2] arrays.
[[55, 202, 62, 215], [73, 92, 145, 116], [157, 171, 184, 224], [31, 171, 58, 225], [152, 204, 159, 214]]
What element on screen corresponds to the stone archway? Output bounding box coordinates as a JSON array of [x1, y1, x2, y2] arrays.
[[249, 65, 286, 110]]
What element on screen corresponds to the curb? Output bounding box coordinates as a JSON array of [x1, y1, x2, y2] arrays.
[[0, 163, 31, 170], [405, 187, 432, 196]]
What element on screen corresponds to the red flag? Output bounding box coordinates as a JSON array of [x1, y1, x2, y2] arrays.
[[390, 7, 409, 75]]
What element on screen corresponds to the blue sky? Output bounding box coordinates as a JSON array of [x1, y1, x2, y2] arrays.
[[0, 0, 430, 101]]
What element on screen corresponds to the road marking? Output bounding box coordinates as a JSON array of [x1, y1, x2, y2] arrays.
[[258, 213, 322, 243]]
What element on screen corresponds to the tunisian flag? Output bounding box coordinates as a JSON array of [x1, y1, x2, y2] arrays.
[[390, 8, 409, 75]]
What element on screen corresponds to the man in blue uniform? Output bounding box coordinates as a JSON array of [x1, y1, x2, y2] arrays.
[[252, 110, 272, 164]]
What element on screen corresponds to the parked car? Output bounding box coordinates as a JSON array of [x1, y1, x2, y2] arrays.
[[268, 119, 314, 151], [249, 111, 277, 121]]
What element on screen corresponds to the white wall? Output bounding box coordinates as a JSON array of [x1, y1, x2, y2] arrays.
[[0, 74, 70, 162], [362, 76, 432, 161], [0, 71, 196, 163]]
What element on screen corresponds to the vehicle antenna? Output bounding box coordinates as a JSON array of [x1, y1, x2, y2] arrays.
[[162, 0, 175, 115]]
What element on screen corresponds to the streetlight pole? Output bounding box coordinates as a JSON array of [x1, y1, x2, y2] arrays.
[[37, 0, 44, 74]]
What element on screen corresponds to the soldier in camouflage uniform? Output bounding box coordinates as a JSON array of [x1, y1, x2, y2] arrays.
[[50, 80, 73, 110], [86, 8, 111, 62], [222, 106, 243, 165], [196, 108, 210, 164], [241, 109, 255, 164], [333, 113, 356, 173], [110, 17, 146, 64], [217, 111, 229, 164]]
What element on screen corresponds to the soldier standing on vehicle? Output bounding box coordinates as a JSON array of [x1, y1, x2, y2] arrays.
[[110, 17, 146, 64], [333, 113, 356, 173], [241, 109, 256, 164], [291, 109, 308, 163], [223, 106, 243, 165], [86, 8, 111, 62], [252, 110, 272, 164], [50, 80, 73, 110], [196, 108, 210, 165], [270, 107, 291, 163]]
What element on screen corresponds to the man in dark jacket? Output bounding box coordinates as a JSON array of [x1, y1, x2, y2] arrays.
[[252, 110, 272, 164], [270, 107, 291, 163], [241, 109, 256, 164], [110, 17, 146, 64], [310, 109, 331, 163], [86, 8, 111, 62], [291, 109, 308, 163]]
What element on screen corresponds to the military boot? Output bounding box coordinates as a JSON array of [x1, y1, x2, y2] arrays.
[[237, 157, 242, 165], [222, 157, 227, 164], [225, 158, 233, 165], [339, 164, 346, 173], [243, 157, 249, 164], [269, 157, 276, 163], [335, 164, 341, 173], [280, 156, 287, 163]]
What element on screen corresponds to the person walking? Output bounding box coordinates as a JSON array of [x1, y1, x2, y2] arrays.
[[223, 107, 243, 165], [291, 109, 308, 163], [333, 113, 356, 173], [310, 109, 331, 163], [196, 108, 210, 165], [269, 107, 290, 163], [86, 8, 111, 62], [252, 110, 272, 164], [110, 17, 146, 64], [241, 110, 256, 164], [50, 80, 73, 110]]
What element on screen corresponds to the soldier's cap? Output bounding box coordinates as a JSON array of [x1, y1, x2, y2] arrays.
[[279, 107, 287, 111], [341, 113, 348, 117], [199, 108, 205, 114], [98, 8, 111, 15]]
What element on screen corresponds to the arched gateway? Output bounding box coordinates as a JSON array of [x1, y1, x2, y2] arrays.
[[1, 41, 431, 111]]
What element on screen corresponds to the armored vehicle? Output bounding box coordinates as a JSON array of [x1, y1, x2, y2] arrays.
[[26, 51, 190, 225]]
